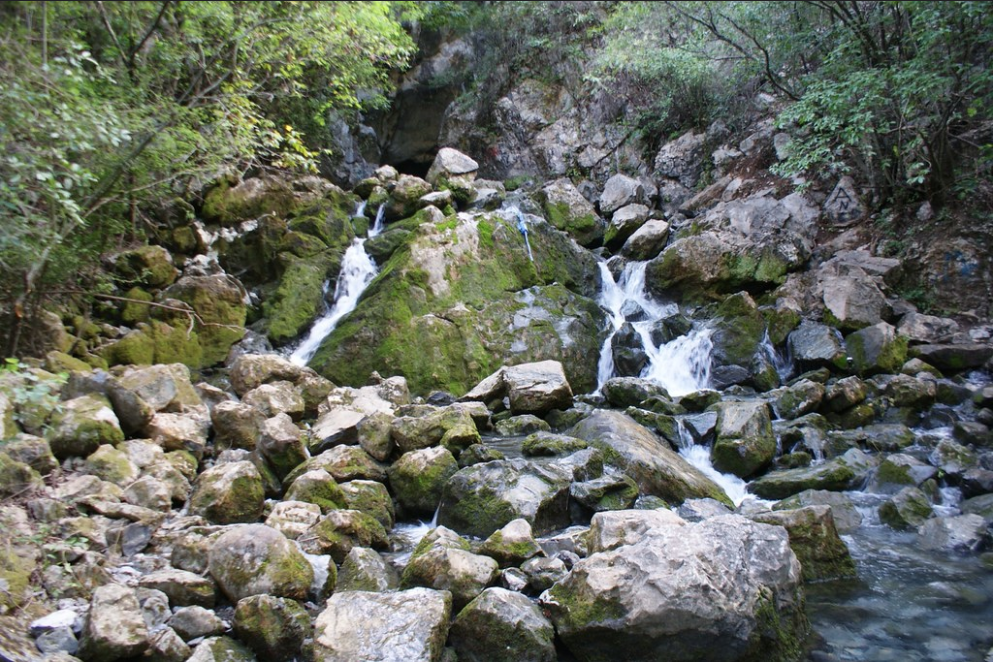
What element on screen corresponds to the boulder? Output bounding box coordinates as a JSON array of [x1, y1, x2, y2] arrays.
[[620, 219, 671, 261], [603, 204, 650, 248], [304, 509, 389, 562], [462, 361, 574, 416], [599, 174, 647, 215], [570, 410, 732, 506], [112, 245, 179, 288], [867, 453, 937, 494], [586, 509, 686, 553], [538, 178, 604, 247], [242, 381, 305, 420], [478, 519, 543, 568], [312, 588, 452, 662], [337, 547, 399, 592], [846, 322, 908, 376], [138, 568, 216, 608], [185, 636, 256, 662], [749, 450, 873, 500], [751, 505, 856, 582], [168, 606, 226, 641], [78, 584, 149, 661], [788, 321, 847, 371], [208, 524, 313, 602], [878, 487, 933, 531], [770, 379, 825, 420], [401, 526, 500, 610], [654, 130, 706, 188], [282, 468, 347, 513], [541, 514, 808, 662], [340, 479, 395, 529], [233, 594, 311, 662], [711, 400, 777, 479], [264, 500, 322, 540], [449, 588, 556, 662], [388, 446, 458, 517], [772, 490, 862, 534], [228, 354, 307, 396], [188, 461, 264, 524], [438, 459, 571, 538], [909, 343, 993, 372], [47, 394, 124, 459], [211, 401, 264, 451], [164, 274, 247, 366], [390, 406, 480, 455], [821, 274, 889, 330], [917, 514, 991, 554], [288, 444, 387, 484], [897, 312, 959, 344], [257, 413, 307, 480]]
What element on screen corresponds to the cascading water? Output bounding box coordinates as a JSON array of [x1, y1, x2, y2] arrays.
[[675, 420, 751, 506], [594, 260, 709, 397], [289, 203, 384, 366]]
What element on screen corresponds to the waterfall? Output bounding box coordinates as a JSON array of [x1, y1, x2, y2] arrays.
[[288, 203, 384, 366], [594, 259, 710, 397], [675, 420, 751, 507]]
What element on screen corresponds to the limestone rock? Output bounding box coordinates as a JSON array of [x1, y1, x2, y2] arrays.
[[233, 594, 311, 662], [751, 505, 857, 582], [449, 588, 556, 662], [337, 547, 399, 592], [208, 524, 314, 602], [599, 174, 647, 215], [188, 461, 264, 524], [537, 178, 604, 247], [401, 526, 499, 610], [917, 514, 991, 554], [846, 322, 908, 376], [478, 518, 542, 568], [878, 487, 934, 531], [711, 400, 777, 479], [304, 509, 389, 562], [47, 394, 124, 459], [388, 446, 458, 517], [78, 584, 149, 661], [462, 361, 574, 416]]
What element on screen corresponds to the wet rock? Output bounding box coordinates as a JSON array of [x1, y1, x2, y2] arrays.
[[233, 594, 310, 662], [495, 414, 550, 436], [401, 526, 499, 610], [676, 497, 733, 522], [257, 413, 307, 480], [770, 379, 825, 420], [788, 321, 847, 371], [390, 407, 480, 455], [897, 312, 960, 344], [388, 447, 458, 518], [78, 584, 148, 661], [587, 509, 686, 553], [540, 514, 807, 662], [570, 410, 731, 506], [910, 343, 993, 372], [751, 505, 856, 582], [599, 174, 647, 215], [188, 461, 264, 524], [304, 509, 389, 562], [604, 204, 650, 248], [463, 361, 574, 416], [601, 377, 669, 409], [878, 487, 934, 530], [138, 568, 216, 608], [208, 524, 313, 602], [822, 274, 889, 331], [749, 449, 873, 499], [868, 453, 937, 494], [917, 514, 991, 554], [211, 402, 263, 452], [537, 178, 604, 247], [449, 588, 556, 662], [846, 322, 908, 376], [337, 547, 399, 592], [185, 636, 255, 662], [521, 432, 588, 457], [773, 490, 862, 534], [570, 473, 639, 514], [479, 519, 542, 568], [711, 400, 777, 479], [340, 479, 395, 529], [521, 556, 569, 593], [438, 458, 571, 538]]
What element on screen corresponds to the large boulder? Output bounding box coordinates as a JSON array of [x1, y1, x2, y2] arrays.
[[208, 524, 314, 602], [308, 212, 605, 396], [449, 588, 557, 662], [462, 360, 574, 415], [233, 594, 310, 662], [569, 410, 732, 506], [312, 589, 452, 662], [749, 449, 874, 500], [188, 461, 265, 524], [646, 193, 818, 300], [751, 505, 857, 582], [540, 514, 808, 662], [846, 322, 908, 376], [400, 526, 500, 610], [164, 274, 247, 366], [537, 178, 604, 247], [821, 274, 889, 330], [599, 174, 647, 215], [78, 584, 149, 661], [788, 321, 847, 371], [438, 459, 571, 538], [711, 400, 777, 479], [388, 446, 459, 517]]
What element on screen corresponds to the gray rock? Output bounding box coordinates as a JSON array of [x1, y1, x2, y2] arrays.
[[463, 361, 574, 416], [823, 176, 866, 226], [847, 322, 908, 376], [303, 509, 389, 562], [620, 219, 671, 261], [677, 497, 733, 522], [145, 628, 191, 662], [540, 514, 807, 662], [917, 514, 991, 554], [47, 394, 124, 460], [137, 588, 171, 630], [242, 381, 305, 420], [751, 505, 856, 582], [910, 343, 993, 371], [587, 509, 686, 553], [228, 354, 306, 397], [210, 402, 263, 452], [78, 584, 149, 661], [257, 413, 307, 480], [312, 589, 452, 662], [138, 568, 216, 608], [168, 606, 225, 641], [188, 461, 264, 525], [35, 627, 78, 656], [711, 400, 777, 479], [185, 636, 256, 662], [264, 500, 322, 540], [897, 312, 960, 344], [401, 526, 499, 610], [773, 490, 862, 534], [233, 595, 310, 662], [479, 519, 542, 568], [146, 410, 210, 457], [449, 588, 556, 662], [208, 524, 314, 602], [537, 178, 604, 247], [788, 321, 846, 370], [337, 547, 399, 592], [879, 487, 934, 530], [749, 449, 873, 500], [438, 458, 571, 538], [521, 556, 569, 593], [600, 174, 646, 215], [310, 408, 364, 453], [868, 453, 937, 494], [654, 131, 706, 188]]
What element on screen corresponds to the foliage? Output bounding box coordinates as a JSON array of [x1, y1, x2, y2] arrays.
[[0, 1, 420, 357], [1, 358, 67, 430]]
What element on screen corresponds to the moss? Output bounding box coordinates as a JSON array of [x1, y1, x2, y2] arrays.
[[440, 484, 517, 539], [547, 581, 626, 630], [874, 460, 914, 487], [521, 433, 588, 457], [0, 546, 36, 611], [264, 253, 335, 344], [0, 452, 43, 497], [104, 327, 155, 366], [286, 474, 347, 513], [148, 321, 204, 367], [477, 219, 495, 249], [121, 287, 154, 325], [746, 587, 809, 662]]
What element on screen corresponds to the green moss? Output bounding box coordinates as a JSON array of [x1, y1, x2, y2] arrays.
[[441, 484, 517, 539], [0, 452, 43, 497], [874, 460, 914, 487], [547, 581, 626, 630], [264, 252, 335, 343], [121, 287, 154, 325], [0, 546, 36, 611], [477, 219, 495, 249], [746, 587, 809, 662]]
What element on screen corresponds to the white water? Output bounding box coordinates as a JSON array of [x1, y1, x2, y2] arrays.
[[594, 260, 711, 397], [289, 203, 384, 366], [675, 420, 751, 507]]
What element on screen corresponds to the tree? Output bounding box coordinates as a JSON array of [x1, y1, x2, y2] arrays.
[[0, 1, 421, 357]]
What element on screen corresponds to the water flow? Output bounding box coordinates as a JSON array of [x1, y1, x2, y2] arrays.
[[594, 259, 710, 397], [289, 203, 384, 366], [674, 419, 751, 507]]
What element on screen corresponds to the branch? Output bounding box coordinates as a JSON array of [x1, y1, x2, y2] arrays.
[[95, 1, 129, 69], [128, 0, 172, 67]]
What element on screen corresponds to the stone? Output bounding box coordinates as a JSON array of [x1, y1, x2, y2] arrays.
[[748, 450, 873, 500], [846, 322, 908, 376], [570, 410, 731, 506], [340, 479, 395, 529], [78, 584, 148, 661], [868, 453, 937, 494], [145, 628, 191, 662], [242, 382, 305, 420], [164, 274, 247, 366], [788, 321, 846, 370], [304, 509, 389, 563], [521, 432, 589, 457], [540, 515, 807, 662], [257, 413, 307, 480], [917, 514, 991, 554], [337, 547, 399, 592], [897, 312, 960, 344], [228, 354, 306, 396], [910, 343, 993, 372], [112, 245, 179, 288], [479, 519, 542, 568], [438, 459, 571, 539], [282, 468, 347, 513], [537, 178, 604, 247], [654, 131, 706, 188], [288, 445, 386, 484], [168, 606, 225, 641], [771, 379, 825, 420], [0, 452, 43, 498], [1, 433, 58, 475], [773, 490, 862, 534], [494, 414, 550, 436], [390, 407, 480, 455], [822, 274, 889, 331], [35, 627, 78, 656], [824, 376, 867, 412], [312, 588, 452, 661], [599, 174, 647, 215], [586, 509, 686, 553], [401, 526, 499, 610], [188, 461, 264, 524], [449, 588, 556, 662], [211, 401, 263, 451], [878, 487, 934, 531], [47, 394, 124, 459], [233, 594, 310, 662], [115, 363, 202, 411], [310, 408, 365, 453], [388, 446, 458, 518], [264, 500, 322, 540], [620, 219, 670, 261], [711, 400, 777, 479], [146, 410, 210, 457], [185, 636, 256, 662], [138, 568, 216, 608], [462, 361, 574, 416], [823, 176, 867, 226], [751, 505, 856, 582], [208, 524, 314, 602], [84, 444, 140, 484]]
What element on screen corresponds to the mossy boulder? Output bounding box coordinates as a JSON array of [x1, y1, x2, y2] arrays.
[[751, 505, 857, 582], [845, 322, 908, 376], [85, 444, 140, 484], [521, 432, 588, 457], [103, 320, 205, 369], [0, 452, 43, 498], [283, 468, 347, 513], [233, 594, 311, 662], [478, 519, 542, 568], [0, 540, 38, 611], [188, 461, 265, 524], [711, 400, 777, 479], [337, 547, 400, 592], [711, 291, 767, 371], [1, 433, 58, 475], [309, 212, 605, 396], [748, 450, 873, 500], [202, 174, 346, 226], [450, 587, 557, 662], [387, 446, 458, 517], [400, 526, 500, 611], [305, 509, 389, 563], [263, 252, 336, 344], [121, 287, 155, 325], [878, 486, 933, 530], [164, 274, 247, 366], [390, 407, 480, 455], [537, 178, 604, 247], [112, 245, 179, 289], [208, 524, 314, 602], [47, 394, 124, 459]]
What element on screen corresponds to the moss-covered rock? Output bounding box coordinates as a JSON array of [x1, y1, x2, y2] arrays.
[[208, 524, 314, 602], [47, 393, 124, 459], [450, 587, 557, 662], [752, 505, 857, 582], [0, 451, 43, 498], [387, 446, 458, 517], [401, 526, 500, 611], [283, 468, 347, 513], [304, 509, 389, 563], [878, 486, 933, 530], [263, 252, 336, 344], [710, 400, 777, 479], [845, 322, 908, 376], [309, 212, 605, 396], [340, 480, 395, 530], [748, 450, 872, 500], [188, 461, 265, 524], [164, 274, 247, 366], [85, 444, 140, 484], [711, 292, 767, 370], [233, 594, 311, 662], [521, 432, 588, 457], [537, 178, 604, 247]]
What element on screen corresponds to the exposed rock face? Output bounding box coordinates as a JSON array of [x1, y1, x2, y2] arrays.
[[541, 514, 808, 662], [569, 410, 732, 506], [312, 589, 452, 662]]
